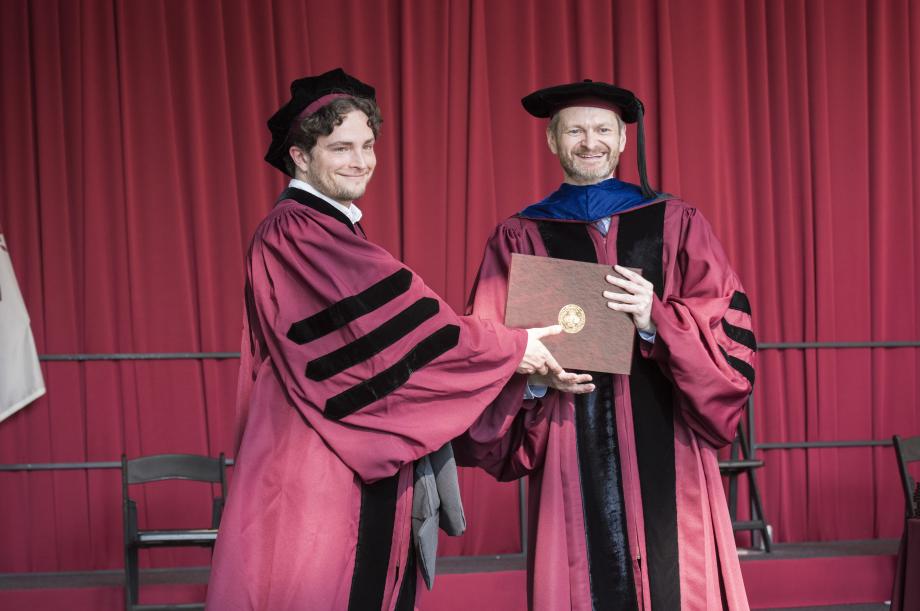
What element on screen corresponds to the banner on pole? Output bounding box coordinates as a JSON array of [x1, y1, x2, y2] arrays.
[[0, 232, 45, 423]]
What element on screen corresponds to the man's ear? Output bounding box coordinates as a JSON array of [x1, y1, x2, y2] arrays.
[[618, 124, 627, 154], [546, 127, 559, 155], [289, 146, 310, 173]]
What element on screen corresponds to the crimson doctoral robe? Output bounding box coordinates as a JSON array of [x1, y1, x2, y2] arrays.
[[206, 187, 526, 610], [455, 196, 755, 610]]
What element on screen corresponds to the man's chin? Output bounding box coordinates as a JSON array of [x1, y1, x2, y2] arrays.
[[334, 187, 366, 202], [565, 170, 613, 185], [561, 160, 615, 185]]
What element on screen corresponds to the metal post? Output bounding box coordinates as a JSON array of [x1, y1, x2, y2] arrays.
[[518, 477, 528, 556]]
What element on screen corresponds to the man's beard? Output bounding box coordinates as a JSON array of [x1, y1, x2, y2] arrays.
[[559, 150, 619, 185], [309, 170, 371, 203]]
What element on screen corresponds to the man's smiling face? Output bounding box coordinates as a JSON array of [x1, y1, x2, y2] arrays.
[[547, 106, 626, 186], [290, 109, 377, 205]]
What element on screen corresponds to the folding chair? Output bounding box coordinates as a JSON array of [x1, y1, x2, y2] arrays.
[[719, 421, 772, 552], [122, 453, 226, 610], [892, 435, 920, 518]]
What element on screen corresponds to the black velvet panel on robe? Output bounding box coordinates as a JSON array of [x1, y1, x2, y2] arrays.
[[537, 221, 638, 611], [394, 543, 417, 611], [347, 474, 399, 611], [616, 202, 682, 611], [279, 186, 357, 234]]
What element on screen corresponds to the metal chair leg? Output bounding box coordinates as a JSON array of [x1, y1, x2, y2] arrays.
[[125, 546, 139, 608]]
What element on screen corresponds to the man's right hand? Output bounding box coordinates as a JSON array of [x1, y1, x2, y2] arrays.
[[517, 325, 565, 376]]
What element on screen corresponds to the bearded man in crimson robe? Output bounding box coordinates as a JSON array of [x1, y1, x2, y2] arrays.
[[206, 68, 585, 611], [455, 79, 757, 610]]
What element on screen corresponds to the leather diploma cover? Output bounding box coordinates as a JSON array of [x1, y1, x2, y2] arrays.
[[504, 253, 636, 374]]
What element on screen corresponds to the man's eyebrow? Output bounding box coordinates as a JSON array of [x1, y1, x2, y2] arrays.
[[324, 137, 376, 147], [566, 120, 617, 129]]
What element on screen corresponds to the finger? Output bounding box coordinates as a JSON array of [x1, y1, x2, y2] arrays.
[[543, 351, 564, 376], [556, 374, 593, 387], [605, 276, 649, 296], [605, 274, 631, 288], [554, 371, 591, 384], [605, 275, 641, 292], [603, 291, 644, 303], [614, 265, 653, 289], [529, 324, 563, 339], [607, 302, 644, 313], [613, 265, 651, 285], [568, 383, 596, 394]]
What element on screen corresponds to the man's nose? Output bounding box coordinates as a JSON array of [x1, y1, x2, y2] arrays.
[[349, 149, 368, 169], [582, 130, 598, 149]]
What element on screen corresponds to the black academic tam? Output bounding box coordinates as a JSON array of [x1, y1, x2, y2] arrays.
[[521, 79, 643, 123]]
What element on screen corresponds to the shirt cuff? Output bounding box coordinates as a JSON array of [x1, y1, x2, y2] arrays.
[[524, 383, 549, 400], [638, 329, 657, 343]]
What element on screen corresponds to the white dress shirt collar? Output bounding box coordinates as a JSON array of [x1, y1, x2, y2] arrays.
[[288, 178, 363, 225]]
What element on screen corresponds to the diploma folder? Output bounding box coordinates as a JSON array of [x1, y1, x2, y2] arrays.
[[504, 253, 636, 374]]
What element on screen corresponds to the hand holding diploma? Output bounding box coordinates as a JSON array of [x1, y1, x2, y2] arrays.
[[604, 264, 656, 335], [518, 325, 595, 394]]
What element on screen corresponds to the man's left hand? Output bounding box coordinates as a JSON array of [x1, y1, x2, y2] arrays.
[[603, 264, 656, 334], [529, 371, 595, 395]]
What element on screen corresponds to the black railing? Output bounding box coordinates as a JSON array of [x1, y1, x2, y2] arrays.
[[744, 341, 920, 457], [2, 340, 917, 560]]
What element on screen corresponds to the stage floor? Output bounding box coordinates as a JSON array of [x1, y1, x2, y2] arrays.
[[0, 539, 900, 610]]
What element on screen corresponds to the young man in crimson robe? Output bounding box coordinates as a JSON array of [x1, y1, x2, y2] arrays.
[[455, 80, 757, 610], [206, 68, 581, 611]]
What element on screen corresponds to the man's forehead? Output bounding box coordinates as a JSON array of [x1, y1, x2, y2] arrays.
[[324, 110, 374, 139], [554, 106, 622, 126]]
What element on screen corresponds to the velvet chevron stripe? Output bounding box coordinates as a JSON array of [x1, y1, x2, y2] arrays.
[[306, 297, 440, 381], [324, 324, 461, 420], [728, 290, 752, 315], [721, 319, 757, 352], [720, 346, 756, 386], [286, 268, 413, 345]]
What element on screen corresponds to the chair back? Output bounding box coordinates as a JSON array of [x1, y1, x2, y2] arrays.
[[893, 435, 920, 518], [120, 452, 226, 610], [123, 453, 225, 485]]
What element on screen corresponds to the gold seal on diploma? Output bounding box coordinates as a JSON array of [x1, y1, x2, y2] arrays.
[[558, 304, 586, 334]]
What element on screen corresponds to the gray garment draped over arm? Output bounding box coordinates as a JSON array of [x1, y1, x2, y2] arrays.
[[412, 442, 466, 590]]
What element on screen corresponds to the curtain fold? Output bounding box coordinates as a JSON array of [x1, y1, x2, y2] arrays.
[[1, 0, 918, 572]]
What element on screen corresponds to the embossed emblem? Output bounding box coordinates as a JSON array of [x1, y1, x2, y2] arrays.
[[558, 304, 586, 334]]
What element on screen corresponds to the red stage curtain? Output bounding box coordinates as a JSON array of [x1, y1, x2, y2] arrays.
[[1, 0, 918, 573]]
